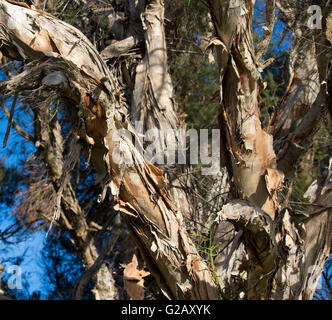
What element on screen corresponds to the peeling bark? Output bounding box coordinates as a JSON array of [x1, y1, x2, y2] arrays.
[[0, 0, 331, 301], [101, 0, 193, 229], [255, 0, 275, 64], [219, 201, 278, 299], [0, 0, 219, 300], [208, 0, 283, 219], [207, 0, 332, 300], [128, 0, 192, 227], [270, 1, 331, 178]]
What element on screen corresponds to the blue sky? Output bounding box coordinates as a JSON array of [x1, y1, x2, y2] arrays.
[[0, 68, 48, 298], [0, 204, 48, 298]]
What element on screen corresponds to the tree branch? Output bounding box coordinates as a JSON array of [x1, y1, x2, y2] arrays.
[[71, 227, 121, 300], [219, 200, 278, 299], [0, 0, 220, 300], [255, 0, 276, 65], [0, 101, 34, 142]]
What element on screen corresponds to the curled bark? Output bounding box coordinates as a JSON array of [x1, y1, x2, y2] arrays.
[[207, 0, 332, 300], [271, 0, 332, 178], [0, 0, 220, 300], [0, 0, 331, 301], [208, 0, 283, 219], [218, 201, 278, 299]]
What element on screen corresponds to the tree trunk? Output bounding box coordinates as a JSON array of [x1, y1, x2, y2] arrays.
[[0, 0, 219, 300], [207, 0, 332, 299], [0, 0, 331, 300]]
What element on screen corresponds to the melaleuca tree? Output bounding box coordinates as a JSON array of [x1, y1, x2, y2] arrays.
[[0, 0, 331, 300]]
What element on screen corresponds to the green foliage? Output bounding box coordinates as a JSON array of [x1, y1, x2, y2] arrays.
[[165, 0, 219, 130], [0, 0, 330, 301], [260, 70, 282, 119], [291, 118, 332, 204], [190, 225, 247, 300], [190, 224, 223, 294]]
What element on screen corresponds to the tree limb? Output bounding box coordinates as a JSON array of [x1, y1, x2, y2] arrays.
[[255, 0, 276, 65], [219, 200, 278, 299]]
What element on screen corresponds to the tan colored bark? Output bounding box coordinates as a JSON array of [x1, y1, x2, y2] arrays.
[[270, 1, 331, 178], [102, 0, 193, 230], [208, 0, 283, 219], [0, 0, 220, 300], [219, 201, 278, 299], [208, 0, 332, 300], [0, 0, 331, 301], [130, 0, 192, 227]]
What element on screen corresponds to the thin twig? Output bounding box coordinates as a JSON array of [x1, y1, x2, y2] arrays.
[[3, 93, 18, 148], [0, 101, 33, 142]]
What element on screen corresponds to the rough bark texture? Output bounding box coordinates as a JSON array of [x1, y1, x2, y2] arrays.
[[208, 0, 284, 220], [0, 0, 331, 300], [127, 0, 192, 227], [101, 0, 193, 229], [207, 0, 332, 299], [271, 0, 332, 178], [0, 0, 219, 300]]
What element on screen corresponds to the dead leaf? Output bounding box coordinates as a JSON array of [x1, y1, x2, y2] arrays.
[[123, 253, 150, 300]]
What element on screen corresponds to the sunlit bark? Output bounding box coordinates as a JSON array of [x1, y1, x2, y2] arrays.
[[0, 0, 331, 300]]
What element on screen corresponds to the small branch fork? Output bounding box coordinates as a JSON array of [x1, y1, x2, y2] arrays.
[[2, 92, 17, 148]]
